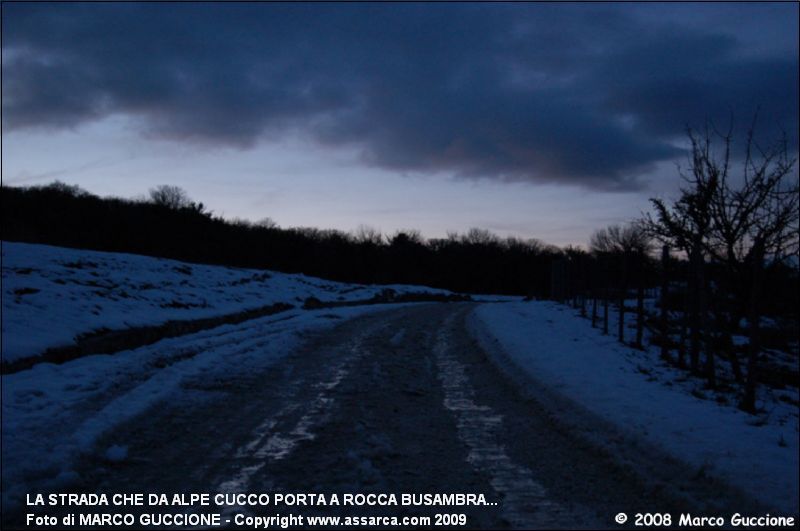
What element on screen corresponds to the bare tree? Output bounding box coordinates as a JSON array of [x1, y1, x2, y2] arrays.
[[149, 185, 193, 210], [693, 118, 796, 395], [462, 227, 499, 246], [647, 125, 720, 380], [707, 117, 798, 267], [589, 222, 652, 256], [646, 116, 798, 403], [701, 117, 798, 411], [354, 225, 384, 245]]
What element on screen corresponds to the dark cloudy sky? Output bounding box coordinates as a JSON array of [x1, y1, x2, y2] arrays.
[[3, 2, 798, 245]]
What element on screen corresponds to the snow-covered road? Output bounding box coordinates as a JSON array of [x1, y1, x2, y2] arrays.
[[3, 303, 765, 529]]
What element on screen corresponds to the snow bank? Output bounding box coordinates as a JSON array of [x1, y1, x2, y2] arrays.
[[472, 301, 799, 514], [1, 241, 449, 363]]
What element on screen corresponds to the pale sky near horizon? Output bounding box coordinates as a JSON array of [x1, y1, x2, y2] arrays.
[[3, 3, 797, 247]]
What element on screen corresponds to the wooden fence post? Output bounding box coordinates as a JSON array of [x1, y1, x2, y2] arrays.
[[660, 245, 670, 361], [635, 253, 645, 349], [618, 253, 626, 344], [741, 240, 764, 412]]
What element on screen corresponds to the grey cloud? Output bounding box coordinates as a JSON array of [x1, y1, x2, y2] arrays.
[[3, 3, 797, 190]]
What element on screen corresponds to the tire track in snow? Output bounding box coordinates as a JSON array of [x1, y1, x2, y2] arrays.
[[434, 313, 571, 529], [68, 317, 308, 452], [217, 334, 369, 495]]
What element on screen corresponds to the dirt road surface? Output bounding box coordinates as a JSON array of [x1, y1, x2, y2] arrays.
[[9, 303, 758, 529]]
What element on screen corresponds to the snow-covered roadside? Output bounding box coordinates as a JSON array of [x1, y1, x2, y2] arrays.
[[1, 241, 451, 363], [1, 304, 401, 512], [471, 301, 799, 514]]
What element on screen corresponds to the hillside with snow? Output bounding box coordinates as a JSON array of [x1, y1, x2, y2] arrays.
[[1, 241, 455, 367]]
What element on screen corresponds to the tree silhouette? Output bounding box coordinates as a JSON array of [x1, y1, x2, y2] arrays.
[[646, 117, 798, 406], [149, 185, 194, 210]]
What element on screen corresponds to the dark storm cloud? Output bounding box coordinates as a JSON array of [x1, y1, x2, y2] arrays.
[[3, 3, 797, 190]]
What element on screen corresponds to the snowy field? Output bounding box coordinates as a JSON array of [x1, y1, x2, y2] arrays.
[[472, 301, 799, 514], [1, 241, 451, 364]]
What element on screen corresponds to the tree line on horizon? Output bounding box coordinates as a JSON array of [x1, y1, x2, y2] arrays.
[[1, 181, 564, 297]]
